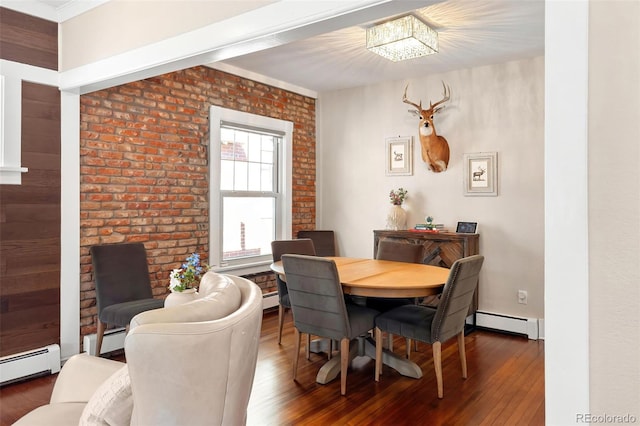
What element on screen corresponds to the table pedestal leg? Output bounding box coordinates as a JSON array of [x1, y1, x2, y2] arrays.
[[363, 337, 423, 379], [315, 340, 359, 384], [309, 338, 331, 354], [315, 336, 423, 384]]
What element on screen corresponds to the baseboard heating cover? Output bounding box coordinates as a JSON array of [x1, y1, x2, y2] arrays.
[[0, 344, 61, 384], [263, 291, 279, 310], [83, 293, 280, 355], [83, 328, 126, 356], [474, 311, 540, 340]]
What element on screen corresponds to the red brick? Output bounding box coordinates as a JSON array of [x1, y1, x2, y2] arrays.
[[79, 66, 316, 345]]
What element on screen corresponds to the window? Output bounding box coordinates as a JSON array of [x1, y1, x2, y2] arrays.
[[210, 106, 293, 275]]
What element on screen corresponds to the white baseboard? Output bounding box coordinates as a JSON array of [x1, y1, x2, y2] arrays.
[[473, 311, 541, 340], [83, 328, 127, 356], [0, 344, 61, 384]]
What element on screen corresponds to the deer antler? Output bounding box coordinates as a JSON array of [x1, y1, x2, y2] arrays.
[[402, 84, 422, 112], [430, 81, 450, 113]]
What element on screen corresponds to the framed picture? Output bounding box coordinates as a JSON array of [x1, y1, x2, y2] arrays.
[[385, 136, 413, 176], [456, 221, 478, 233], [463, 152, 498, 196]]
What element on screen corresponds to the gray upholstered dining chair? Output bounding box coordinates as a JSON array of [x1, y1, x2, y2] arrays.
[[374, 255, 484, 398], [296, 230, 337, 257], [281, 254, 379, 396], [365, 240, 425, 312], [90, 243, 165, 356], [270, 239, 317, 345]]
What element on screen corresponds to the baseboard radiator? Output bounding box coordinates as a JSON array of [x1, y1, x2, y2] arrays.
[[0, 345, 61, 385], [263, 291, 279, 310], [472, 311, 541, 340], [81, 294, 280, 356], [83, 328, 127, 356]]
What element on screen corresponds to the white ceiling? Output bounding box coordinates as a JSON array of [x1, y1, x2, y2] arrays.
[[6, 0, 545, 94], [221, 1, 545, 93]]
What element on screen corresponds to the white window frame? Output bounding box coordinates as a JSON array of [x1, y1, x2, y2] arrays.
[[209, 105, 293, 275]]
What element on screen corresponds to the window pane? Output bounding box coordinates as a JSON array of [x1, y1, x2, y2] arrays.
[[234, 161, 248, 190], [261, 164, 273, 191], [220, 160, 234, 190], [222, 197, 274, 261], [247, 162, 261, 191], [247, 133, 262, 163], [261, 138, 274, 164]]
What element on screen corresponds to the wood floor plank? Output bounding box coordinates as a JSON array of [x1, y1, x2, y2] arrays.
[[0, 310, 545, 425]]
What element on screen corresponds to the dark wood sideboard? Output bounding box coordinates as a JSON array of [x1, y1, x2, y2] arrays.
[[373, 230, 480, 313]]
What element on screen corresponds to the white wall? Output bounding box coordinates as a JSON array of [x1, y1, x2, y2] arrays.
[[317, 56, 545, 320], [588, 0, 640, 418]]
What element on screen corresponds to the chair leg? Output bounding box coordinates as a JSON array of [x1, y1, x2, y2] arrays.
[[458, 331, 468, 379], [306, 334, 311, 360], [433, 341, 444, 398], [95, 320, 106, 357], [340, 337, 349, 395], [328, 339, 333, 360], [277, 305, 286, 345], [293, 328, 301, 381], [375, 327, 383, 382], [406, 338, 411, 359]]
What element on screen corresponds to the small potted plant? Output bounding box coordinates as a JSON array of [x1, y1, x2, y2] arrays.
[[166, 253, 210, 307], [425, 216, 437, 230]]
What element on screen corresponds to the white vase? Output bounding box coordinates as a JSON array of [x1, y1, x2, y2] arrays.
[[165, 288, 198, 307], [386, 204, 407, 230]]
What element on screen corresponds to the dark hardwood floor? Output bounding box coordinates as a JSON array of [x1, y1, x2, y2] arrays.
[[0, 310, 545, 425]]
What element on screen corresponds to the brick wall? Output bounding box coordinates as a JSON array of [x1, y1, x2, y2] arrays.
[[79, 66, 315, 339]]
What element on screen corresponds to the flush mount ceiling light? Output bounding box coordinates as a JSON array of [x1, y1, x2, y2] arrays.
[[366, 15, 439, 62]]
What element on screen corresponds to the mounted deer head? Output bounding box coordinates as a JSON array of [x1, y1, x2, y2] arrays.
[[403, 82, 451, 173]]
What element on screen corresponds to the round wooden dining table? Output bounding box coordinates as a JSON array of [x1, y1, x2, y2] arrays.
[[270, 256, 450, 298], [270, 256, 451, 384]]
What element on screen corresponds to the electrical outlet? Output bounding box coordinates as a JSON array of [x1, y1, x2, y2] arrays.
[[518, 290, 528, 305]]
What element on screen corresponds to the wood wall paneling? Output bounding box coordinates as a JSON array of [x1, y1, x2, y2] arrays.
[[0, 7, 58, 70], [0, 83, 61, 357]]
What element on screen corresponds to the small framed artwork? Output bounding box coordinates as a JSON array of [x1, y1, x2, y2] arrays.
[[463, 152, 498, 196], [456, 221, 478, 233], [385, 136, 413, 176]]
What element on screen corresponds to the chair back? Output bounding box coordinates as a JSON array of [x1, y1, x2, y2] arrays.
[[280, 254, 349, 341], [297, 230, 336, 257], [90, 243, 153, 314], [376, 240, 424, 263], [271, 239, 317, 303], [432, 255, 484, 342], [271, 238, 316, 261]]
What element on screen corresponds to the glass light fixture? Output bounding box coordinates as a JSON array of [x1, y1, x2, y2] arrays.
[[366, 15, 438, 62]]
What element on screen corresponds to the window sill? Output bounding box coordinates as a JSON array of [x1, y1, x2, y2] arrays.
[[0, 166, 28, 185], [212, 261, 273, 277]]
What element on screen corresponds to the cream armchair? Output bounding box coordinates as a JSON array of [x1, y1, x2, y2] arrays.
[[14, 273, 263, 426]]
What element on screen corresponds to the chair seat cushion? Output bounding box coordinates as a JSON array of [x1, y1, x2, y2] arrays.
[[13, 403, 87, 426], [345, 303, 379, 338], [280, 292, 290, 308], [365, 297, 413, 313], [375, 305, 437, 343], [99, 298, 165, 326]]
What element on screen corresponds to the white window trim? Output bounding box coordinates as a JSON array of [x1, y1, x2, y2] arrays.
[[209, 105, 293, 276], [0, 60, 58, 185]]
